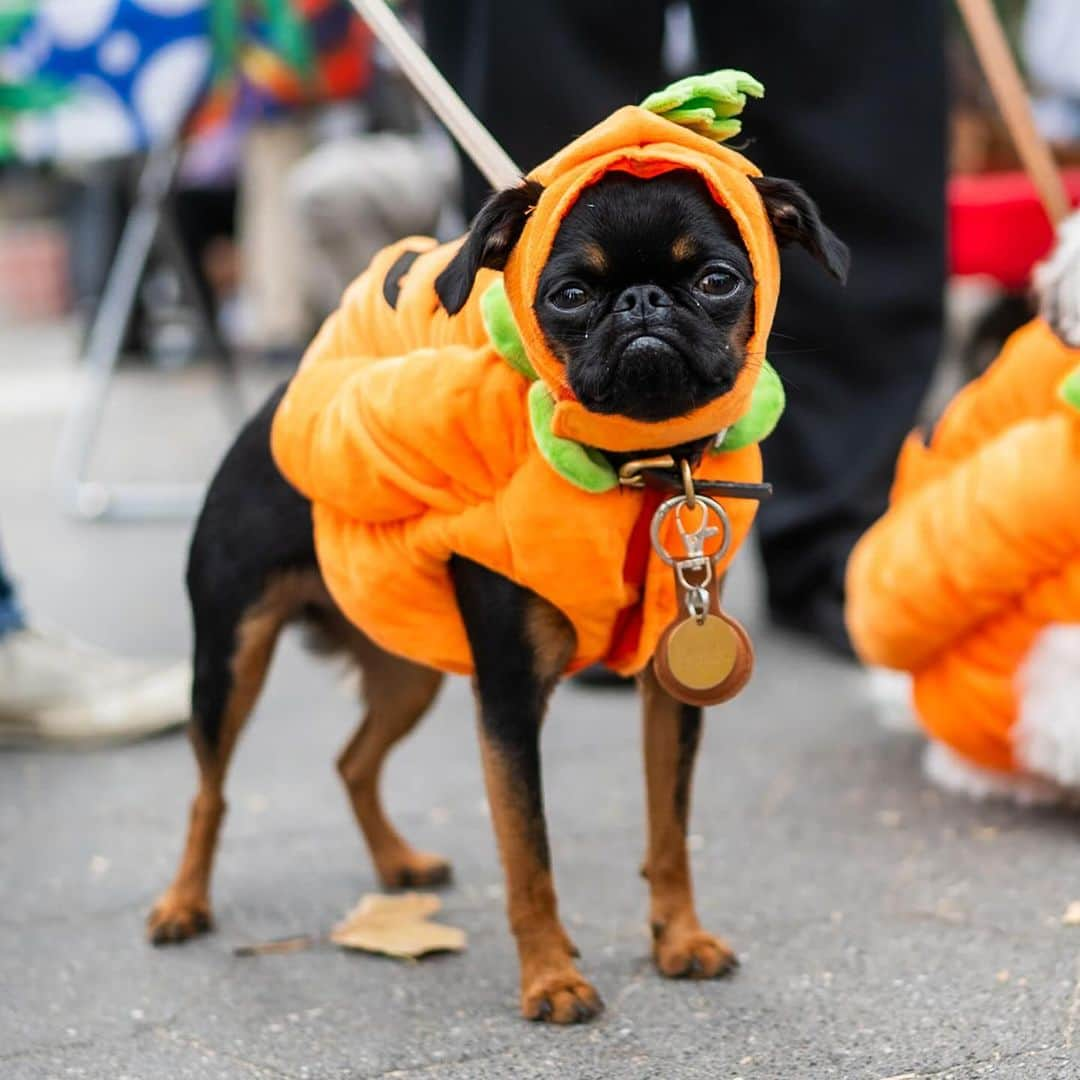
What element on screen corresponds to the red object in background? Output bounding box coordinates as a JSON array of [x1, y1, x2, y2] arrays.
[[949, 168, 1080, 290], [0, 224, 70, 321]]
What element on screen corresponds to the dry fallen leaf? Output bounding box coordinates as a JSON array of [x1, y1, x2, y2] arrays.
[[331, 892, 466, 959], [1063, 901, 1080, 926]]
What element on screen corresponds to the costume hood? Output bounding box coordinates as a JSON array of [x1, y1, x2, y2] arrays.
[[502, 88, 780, 452]]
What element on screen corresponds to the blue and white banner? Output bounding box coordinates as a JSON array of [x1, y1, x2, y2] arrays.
[[1, 0, 211, 162]]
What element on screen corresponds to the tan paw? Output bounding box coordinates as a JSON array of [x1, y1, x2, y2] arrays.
[[147, 891, 213, 945], [521, 969, 604, 1024], [377, 849, 453, 890], [653, 926, 738, 979]]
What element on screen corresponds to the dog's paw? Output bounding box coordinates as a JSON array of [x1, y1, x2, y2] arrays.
[[146, 891, 213, 945], [653, 926, 738, 979], [377, 849, 453, 890], [521, 969, 604, 1024]]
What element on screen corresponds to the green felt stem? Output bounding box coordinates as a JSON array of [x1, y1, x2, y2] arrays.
[[641, 70, 764, 144], [481, 280, 537, 380], [528, 382, 618, 493], [714, 360, 785, 452]]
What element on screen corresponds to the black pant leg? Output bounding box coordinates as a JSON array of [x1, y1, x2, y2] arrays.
[[692, 1, 947, 636], [422, 0, 667, 216]]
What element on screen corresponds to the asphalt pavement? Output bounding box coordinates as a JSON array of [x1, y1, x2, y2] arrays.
[[3, 322, 1080, 1079]]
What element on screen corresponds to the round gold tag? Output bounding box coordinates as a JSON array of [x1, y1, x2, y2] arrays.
[[665, 615, 738, 691]]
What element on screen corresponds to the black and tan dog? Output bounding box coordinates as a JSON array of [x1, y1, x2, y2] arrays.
[[149, 112, 845, 1024]]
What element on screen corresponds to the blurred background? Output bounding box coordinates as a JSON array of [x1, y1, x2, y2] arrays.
[[1, 0, 1076, 433], [0, 0, 1077, 705]]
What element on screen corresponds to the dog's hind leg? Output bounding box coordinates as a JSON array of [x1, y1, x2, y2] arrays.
[[148, 571, 317, 944], [335, 635, 447, 888], [638, 664, 738, 979]]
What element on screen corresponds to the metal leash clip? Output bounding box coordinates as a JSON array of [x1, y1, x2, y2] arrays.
[[649, 491, 730, 624], [649, 461, 755, 706]]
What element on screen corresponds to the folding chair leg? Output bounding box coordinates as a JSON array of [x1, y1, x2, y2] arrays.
[[156, 199, 245, 421], [53, 144, 241, 521]]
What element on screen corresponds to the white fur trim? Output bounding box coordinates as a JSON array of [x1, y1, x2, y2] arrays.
[[862, 667, 919, 732], [923, 740, 1065, 806], [1015, 624, 1080, 788], [1034, 210, 1080, 347]]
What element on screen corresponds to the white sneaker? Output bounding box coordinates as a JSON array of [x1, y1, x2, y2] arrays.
[[0, 627, 190, 746]]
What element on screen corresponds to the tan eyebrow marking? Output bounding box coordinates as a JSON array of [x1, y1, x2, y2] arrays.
[[671, 235, 697, 262], [583, 243, 608, 273]]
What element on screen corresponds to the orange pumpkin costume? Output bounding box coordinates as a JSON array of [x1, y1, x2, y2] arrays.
[[271, 85, 783, 677], [846, 318, 1080, 775]]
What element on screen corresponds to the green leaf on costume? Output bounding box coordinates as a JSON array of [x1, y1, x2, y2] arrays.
[[713, 360, 785, 452], [528, 383, 618, 494], [481, 280, 537, 380], [1059, 364, 1080, 413], [641, 69, 764, 143]]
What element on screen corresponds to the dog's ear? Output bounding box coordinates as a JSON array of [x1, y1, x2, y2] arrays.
[[435, 179, 544, 314], [750, 176, 850, 284]]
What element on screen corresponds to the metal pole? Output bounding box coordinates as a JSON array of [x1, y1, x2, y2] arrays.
[[347, 0, 522, 190], [955, 0, 1070, 226]]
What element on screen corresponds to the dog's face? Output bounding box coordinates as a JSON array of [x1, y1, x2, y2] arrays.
[[535, 171, 754, 421], [435, 167, 847, 428]]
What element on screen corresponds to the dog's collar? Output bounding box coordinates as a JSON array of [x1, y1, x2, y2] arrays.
[[480, 279, 786, 493]]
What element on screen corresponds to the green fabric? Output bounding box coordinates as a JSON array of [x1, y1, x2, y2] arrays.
[[208, 0, 240, 78], [1059, 365, 1080, 413], [641, 70, 764, 142], [0, 8, 32, 44], [481, 280, 537, 380], [0, 9, 71, 159], [262, 0, 316, 78], [0, 81, 69, 113], [528, 382, 619, 493], [714, 360, 785, 452], [208, 0, 316, 83]]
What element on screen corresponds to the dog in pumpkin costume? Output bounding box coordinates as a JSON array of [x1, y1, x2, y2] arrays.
[[847, 212, 1080, 803], [149, 72, 847, 1022]]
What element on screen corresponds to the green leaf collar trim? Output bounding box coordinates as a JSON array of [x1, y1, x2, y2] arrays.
[[712, 359, 785, 453], [528, 383, 619, 493], [481, 280, 537, 380]]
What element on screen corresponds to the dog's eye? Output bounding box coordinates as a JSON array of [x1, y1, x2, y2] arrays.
[[550, 284, 590, 311], [696, 270, 740, 298]]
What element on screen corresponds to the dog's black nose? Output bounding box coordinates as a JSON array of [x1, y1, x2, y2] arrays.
[[613, 284, 672, 315]]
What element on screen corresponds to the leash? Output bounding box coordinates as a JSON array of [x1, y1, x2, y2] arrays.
[[345, 0, 521, 189], [955, 0, 1070, 226]]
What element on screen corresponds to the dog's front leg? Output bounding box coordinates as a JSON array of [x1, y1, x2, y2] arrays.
[[639, 664, 738, 979], [450, 557, 602, 1024]]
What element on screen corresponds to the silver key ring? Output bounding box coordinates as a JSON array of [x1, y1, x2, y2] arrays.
[[649, 494, 731, 567]]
